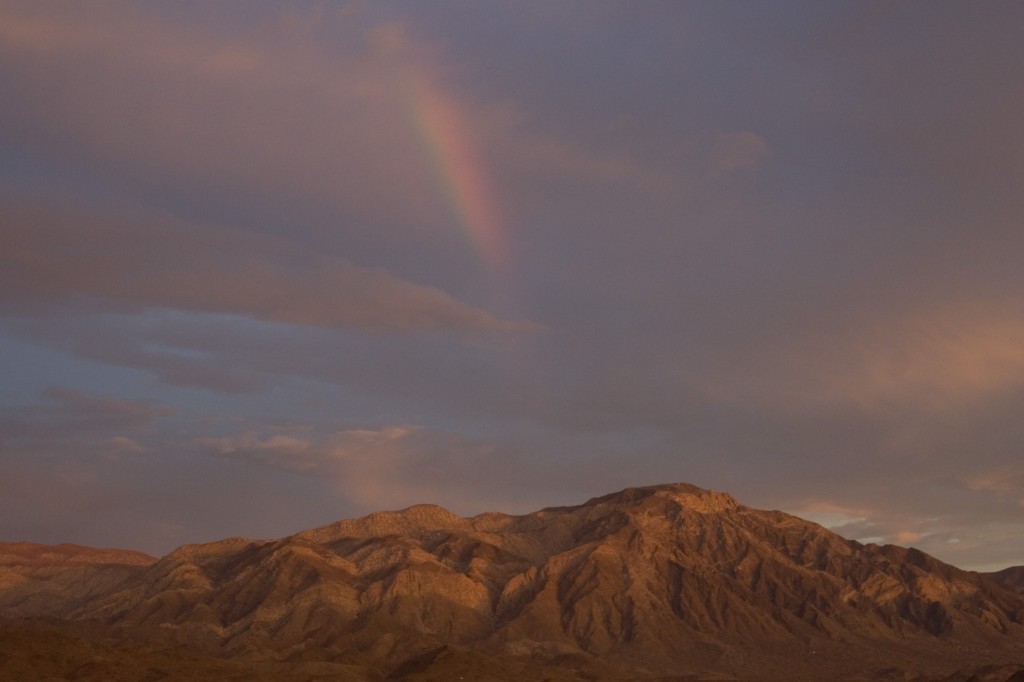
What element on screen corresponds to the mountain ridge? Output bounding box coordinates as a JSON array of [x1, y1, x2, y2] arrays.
[[3, 482, 1024, 681], [987, 566, 1024, 589]]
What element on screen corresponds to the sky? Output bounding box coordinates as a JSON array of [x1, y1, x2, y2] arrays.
[[1, 1, 1023, 572]]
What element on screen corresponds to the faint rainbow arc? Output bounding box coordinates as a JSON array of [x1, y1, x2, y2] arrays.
[[406, 73, 508, 273]]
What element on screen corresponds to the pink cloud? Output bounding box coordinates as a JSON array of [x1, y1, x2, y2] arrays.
[[966, 469, 1024, 497], [689, 298, 1024, 415]]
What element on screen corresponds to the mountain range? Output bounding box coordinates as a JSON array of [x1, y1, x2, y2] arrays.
[[2, 482, 1023, 681]]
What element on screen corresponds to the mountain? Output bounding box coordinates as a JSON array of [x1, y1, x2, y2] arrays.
[[987, 566, 1024, 589], [3, 483, 1024, 681], [0, 542, 155, 619]]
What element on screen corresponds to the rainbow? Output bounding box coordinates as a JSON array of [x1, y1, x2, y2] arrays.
[[405, 70, 508, 273]]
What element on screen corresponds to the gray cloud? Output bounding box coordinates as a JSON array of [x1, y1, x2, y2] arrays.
[[0, 198, 538, 337], [709, 132, 768, 174], [2, 1, 1024, 572], [0, 385, 172, 448]]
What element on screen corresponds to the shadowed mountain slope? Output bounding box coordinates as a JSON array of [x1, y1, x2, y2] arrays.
[[987, 566, 1024, 590], [3, 483, 1024, 681]]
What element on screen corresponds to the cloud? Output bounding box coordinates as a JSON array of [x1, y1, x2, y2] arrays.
[[967, 469, 1024, 501], [0, 3, 431, 223], [196, 425, 510, 514], [709, 132, 768, 174], [0, 385, 173, 447], [0, 386, 176, 547], [785, 499, 970, 561], [192, 421, 641, 517], [1, 306, 541, 413], [0, 2, 679, 240], [831, 307, 1024, 410], [4, 0, 1024, 574], [198, 431, 319, 473], [651, 294, 1024, 571], [107, 436, 148, 455], [0, 387, 348, 553], [0, 198, 539, 337], [688, 298, 1024, 416], [498, 121, 679, 194]]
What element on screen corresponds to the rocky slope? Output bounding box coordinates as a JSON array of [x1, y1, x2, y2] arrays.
[[3, 483, 1024, 681], [0, 542, 155, 619]]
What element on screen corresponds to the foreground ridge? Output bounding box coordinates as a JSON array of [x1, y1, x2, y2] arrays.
[[3, 482, 1024, 681]]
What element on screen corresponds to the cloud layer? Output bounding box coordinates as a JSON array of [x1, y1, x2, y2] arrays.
[[1, 198, 537, 336], [2, 1, 1024, 570]]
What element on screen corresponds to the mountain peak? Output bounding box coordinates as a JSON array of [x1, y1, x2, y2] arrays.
[[583, 481, 740, 513], [3, 484, 1024, 681], [295, 502, 467, 544]]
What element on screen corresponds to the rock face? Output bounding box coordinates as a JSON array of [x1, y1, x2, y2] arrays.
[[3, 483, 1024, 681]]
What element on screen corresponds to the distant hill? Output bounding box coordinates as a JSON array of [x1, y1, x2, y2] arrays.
[[0, 541, 155, 619], [3, 483, 1024, 681], [985, 565, 1024, 589]]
